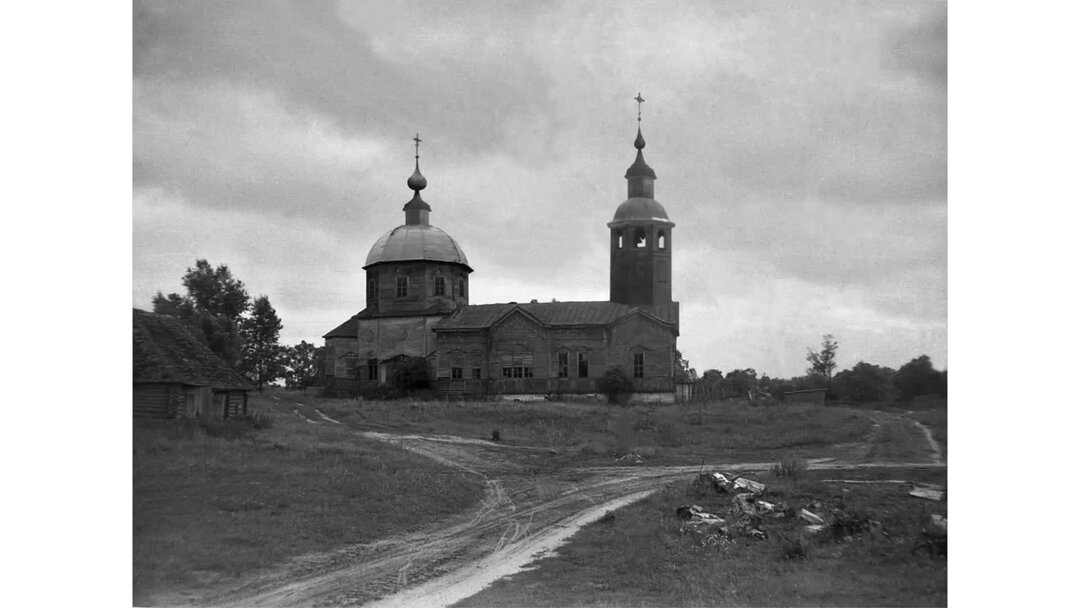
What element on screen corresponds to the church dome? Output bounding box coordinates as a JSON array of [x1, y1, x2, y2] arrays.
[[611, 197, 672, 224], [364, 224, 472, 270]]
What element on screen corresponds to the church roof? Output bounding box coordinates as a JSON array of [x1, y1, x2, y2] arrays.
[[364, 224, 472, 270], [323, 316, 358, 339], [611, 197, 672, 224], [433, 301, 672, 331], [132, 309, 254, 390]]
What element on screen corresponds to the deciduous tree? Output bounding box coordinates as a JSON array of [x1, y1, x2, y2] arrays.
[[239, 295, 283, 390], [894, 355, 945, 402], [806, 334, 839, 378], [673, 349, 698, 383], [282, 341, 324, 389]]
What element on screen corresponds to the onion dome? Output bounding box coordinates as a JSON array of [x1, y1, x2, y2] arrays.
[[407, 163, 428, 192], [624, 127, 656, 179]]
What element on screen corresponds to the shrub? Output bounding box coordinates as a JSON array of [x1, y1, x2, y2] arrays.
[[490, 429, 501, 442], [770, 457, 808, 483], [391, 356, 430, 390], [599, 367, 634, 405], [781, 534, 812, 560]]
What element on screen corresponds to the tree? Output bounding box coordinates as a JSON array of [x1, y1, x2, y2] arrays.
[[806, 334, 839, 378], [152, 260, 251, 365], [599, 367, 634, 405], [725, 368, 758, 399], [239, 295, 283, 390], [673, 349, 698, 383], [181, 259, 250, 321], [282, 341, 324, 389], [894, 355, 945, 402], [833, 361, 893, 403], [391, 356, 430, 390]]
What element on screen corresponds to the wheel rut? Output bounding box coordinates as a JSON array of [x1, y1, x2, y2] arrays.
[[199, 414, 945, 608]]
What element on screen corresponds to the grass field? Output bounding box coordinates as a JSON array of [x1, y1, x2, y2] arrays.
[[132, 393, 484, 605], [457, 468, 948, 607], [298, 393, 877, 466]]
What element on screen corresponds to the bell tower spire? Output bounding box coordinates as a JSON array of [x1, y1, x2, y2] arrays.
[[403, 133, 431, 226], [608, 94, 678, 327]]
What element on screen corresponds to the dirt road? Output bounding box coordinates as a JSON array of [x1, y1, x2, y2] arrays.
[[199, 412, 944, 608]]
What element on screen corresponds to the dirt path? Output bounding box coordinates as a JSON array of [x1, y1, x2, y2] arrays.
[[908, 418, 944, 465], [197, 412, 945, 608]]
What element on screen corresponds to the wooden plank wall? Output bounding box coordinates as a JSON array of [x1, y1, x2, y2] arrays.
[[133, 383, 179, 418]]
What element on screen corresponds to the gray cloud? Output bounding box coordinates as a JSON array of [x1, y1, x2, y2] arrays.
[[132, 0, 948, 377]]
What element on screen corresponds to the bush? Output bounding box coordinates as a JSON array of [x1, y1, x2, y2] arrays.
[[599, 367, 634, 405], [770, 457, 808, 483], [391, 357, 430, 390]]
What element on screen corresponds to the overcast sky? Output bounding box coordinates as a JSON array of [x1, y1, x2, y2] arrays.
[[132, 0, 946, 378]]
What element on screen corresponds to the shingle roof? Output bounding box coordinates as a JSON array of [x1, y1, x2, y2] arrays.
[[323, 316, 358, 339], [133, 309, 254, 390], [433, 301, 672, 331]]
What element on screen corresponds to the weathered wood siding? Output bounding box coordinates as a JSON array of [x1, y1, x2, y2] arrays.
[[433, 310, 677, 396], [368, 262, 470, 315], [133, 383, 179, 418]]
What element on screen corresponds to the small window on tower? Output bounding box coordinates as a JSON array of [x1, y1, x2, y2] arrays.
[[458, 278, 465, 298], [434, 276, 446, 296], [616, 230, 624, 249], [367, 279, 376, 301], [658, 231, 666, 249], [396, 275, 408, 298], [635, 228, 647, 248]]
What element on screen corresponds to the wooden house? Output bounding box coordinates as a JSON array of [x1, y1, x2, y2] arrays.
[[133, 308, 254, 419]]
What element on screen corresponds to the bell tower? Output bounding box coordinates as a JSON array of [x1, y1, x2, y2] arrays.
[[608, 94, 676, 325]]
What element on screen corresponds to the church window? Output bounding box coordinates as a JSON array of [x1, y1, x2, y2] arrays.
[[635, 228, 647, 248], [658, 231, 666, 249], [577, 352, 589, 378], [472, 367, 482, 379], [396, 275, 408, 297], [616, 230, 624, 249], [557, 352, 569, 378], [458, 278, 465, 298], [344, 354, 359, 379], [435, 276, 446, 296], [451, 366, 463, 379], [367, 279, 377, 301], [367, 358, 378, 382], [500, 352, 533, 379], [633, 352, 645, 378]]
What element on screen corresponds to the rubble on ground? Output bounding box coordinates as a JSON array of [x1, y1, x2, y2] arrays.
[[909, 484, 944, 501], [675, 470, 945, 551], [613, 452, 645, 464]]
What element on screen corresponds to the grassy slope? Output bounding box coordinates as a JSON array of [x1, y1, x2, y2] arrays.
[[908, 408, 948, 457], [132, 393, 484, 605], [458, 469, 947, 607], [304, 395, 876, 466]]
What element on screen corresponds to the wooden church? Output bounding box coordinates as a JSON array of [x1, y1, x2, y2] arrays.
[[324, 102, 680, 400]]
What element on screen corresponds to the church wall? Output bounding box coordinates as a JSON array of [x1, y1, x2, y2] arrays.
[[609, 315, 676, 391], [432, 316, 677, 395], [368, 262, 468, 315], [326, 336, 359, 379]]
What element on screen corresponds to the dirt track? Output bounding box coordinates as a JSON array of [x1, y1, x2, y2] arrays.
[[197, 411, 944, 608]]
